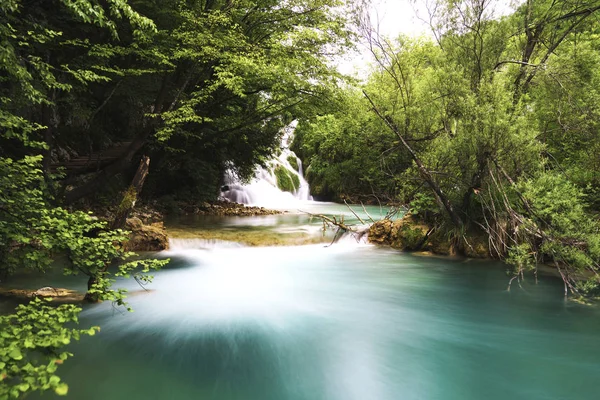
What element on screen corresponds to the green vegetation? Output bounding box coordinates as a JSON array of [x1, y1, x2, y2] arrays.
[[274, 165, 300, 193], [287, 155, 300, 172], [0, 0, 356, 396], [295, 0, 600, 296], [0, 299, 97, 398], [4, 0, 600, 395]]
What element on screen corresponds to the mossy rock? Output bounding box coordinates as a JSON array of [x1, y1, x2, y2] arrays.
[[274, 165, 300, 193], [395, 221, 429, 250], [125, 218, 169, 251], [425, 230, 457, 256], [369, 215, 432, 251], [287, 155, 299, 172], [391, 216, 430, 250], [368, 219, 394, 244], [461, 232, 490, 258]]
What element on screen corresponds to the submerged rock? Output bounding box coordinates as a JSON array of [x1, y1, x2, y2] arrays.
[[125, 217, 169, 251], [0, 287, 84, 303], [191, 201, 282, 216]]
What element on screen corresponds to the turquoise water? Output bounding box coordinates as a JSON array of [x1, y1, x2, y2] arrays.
[[22, 205, 600, 400]]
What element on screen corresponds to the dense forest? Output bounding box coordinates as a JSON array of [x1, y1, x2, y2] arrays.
[[294, 0, 600, 294], [1, 0, 600, 398], [0, 0, 356, 397]]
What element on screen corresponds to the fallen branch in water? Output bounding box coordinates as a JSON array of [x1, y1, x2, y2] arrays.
[[299, 210, 369, 246], [343, 199, 366, 225]]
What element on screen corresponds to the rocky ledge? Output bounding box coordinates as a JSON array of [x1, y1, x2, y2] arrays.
[[368, 215, 489, 258], [183, 201, 282, 216], [0, 287, 85, 303]]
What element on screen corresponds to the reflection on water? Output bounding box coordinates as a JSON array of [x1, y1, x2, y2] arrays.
[[37, 237, 600, 400]]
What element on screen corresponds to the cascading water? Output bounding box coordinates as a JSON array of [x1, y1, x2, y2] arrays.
[[220, 122, 313, 209]]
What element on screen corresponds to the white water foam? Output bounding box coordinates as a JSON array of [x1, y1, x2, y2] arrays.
[[168, 238, 245, 250], [220, 122, 313, 209]]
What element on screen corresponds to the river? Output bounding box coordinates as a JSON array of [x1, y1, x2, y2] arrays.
[[32, 202, 600, 400]]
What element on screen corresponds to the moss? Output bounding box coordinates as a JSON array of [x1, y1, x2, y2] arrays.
[[166, 226, 327, 246], [274, 165, 299, 192], [398, 223, 427, 250], [290, 171, 300, 190], [125, 219, 169, 251], [117, 186, 137, 214], [287, 155, 299, 172]]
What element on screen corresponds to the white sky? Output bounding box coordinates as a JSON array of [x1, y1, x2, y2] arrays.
[[370, 0, 429, 38], [338, 0, 519, 77], [337, 0, 427, 76]]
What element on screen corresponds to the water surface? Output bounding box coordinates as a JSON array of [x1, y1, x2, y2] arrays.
[[31, 205, 600, 400]]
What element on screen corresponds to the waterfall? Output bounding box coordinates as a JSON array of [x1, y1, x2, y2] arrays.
[[220, 122, 313, 208]]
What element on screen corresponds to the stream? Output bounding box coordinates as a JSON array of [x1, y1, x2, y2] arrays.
[[24, 202, 600, 400]]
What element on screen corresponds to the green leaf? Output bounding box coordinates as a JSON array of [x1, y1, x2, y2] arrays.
[[54, 383, 69, 396], [17, 383, 30, 392], [8, 348, 22, 360]]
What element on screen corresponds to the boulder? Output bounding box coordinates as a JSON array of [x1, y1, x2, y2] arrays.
[[368, 216, 430, 250], [368, 219, 394, 244], [125, 218, 169, 251]]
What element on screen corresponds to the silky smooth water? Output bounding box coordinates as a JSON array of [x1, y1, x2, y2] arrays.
[[29, 205, 600, 400]]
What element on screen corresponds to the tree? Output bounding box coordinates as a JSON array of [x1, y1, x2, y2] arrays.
[[297, 0, 600, 295], [0, 1, 166, 396], [32, 0, 358, 203]]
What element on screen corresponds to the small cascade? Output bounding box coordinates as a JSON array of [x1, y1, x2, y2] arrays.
[[220, 122, 313, 208], [168, 238, 245, 250]]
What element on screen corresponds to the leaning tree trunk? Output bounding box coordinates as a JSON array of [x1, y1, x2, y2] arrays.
[[363, 90, 464, 228], [63, 129, 152, 204], [111, 155, 150, 230], [84, 155, 150, 302]]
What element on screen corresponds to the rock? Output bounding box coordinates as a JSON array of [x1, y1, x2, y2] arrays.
[[462, 233, 490, 258], [194, 201, 282, 216], [368, 219, 394, 244], [368, 214, 490, 258], [126, 217, 144, 230], [392, 217, 430, 250], [368, 216, 429, 250], [125, 221, 169, 251], [0, 287, 84, 303], [425, 230, 457, 256]]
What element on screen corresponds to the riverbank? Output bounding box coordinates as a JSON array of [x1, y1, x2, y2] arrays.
[[367, 215, 490, 258], [72, 200, 284, 252]]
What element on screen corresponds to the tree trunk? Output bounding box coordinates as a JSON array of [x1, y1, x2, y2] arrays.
[[363, 90, 464, 228], [111, 155, 150, 230], [84, 156, 150, 302], [63, 128, 152, 203]]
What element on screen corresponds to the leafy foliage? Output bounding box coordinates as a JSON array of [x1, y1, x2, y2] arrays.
[[296, 0, 600, 294], [0, 299, 98, 399], [0, 0, 170, 397]]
